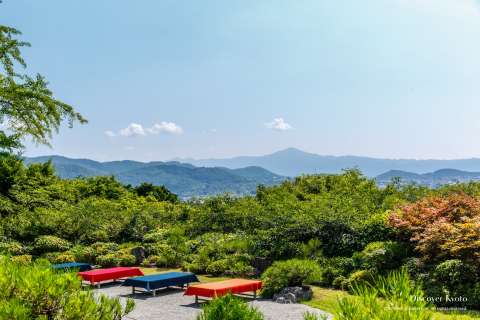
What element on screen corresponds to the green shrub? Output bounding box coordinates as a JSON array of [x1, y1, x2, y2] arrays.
[[318, 257, 354, 286], [97, 254, 121, 267], [422, 260, 480, 309], [197, 294, 264, 320], [0, 256, 135, 319], [433, 259, 477, 287], [54, 251, 76, 263], [33, 235, 71, 255], [227, 261, 255, 277], [68, 245, 96, 264], [353, 241, 408, 273], [118, 253, 136, 266], [332, 276, 348, 290], [0, 241, 26, 255], [206, 259, 229, 276], [261, 259, 322, 297], [10, 255, 32, 265], [346, 270, 374, 292], [146, 243, 180, 267]]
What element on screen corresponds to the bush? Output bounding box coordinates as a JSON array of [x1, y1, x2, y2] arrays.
[[146, 243, 180, 267], [0, 241, 26, 255], [33, 235, 71, 255], [0, 256, 135, 319], [422, 259, 480, 309], [261, 259, 322, 297], [389, 194, 480, 263], [206, 259, 229, 276], [353, 241, 409, 273], [332, 276, 348, 290], [318, 257, 354, 286], [345, 270, 374, 292], [97, 254, 121, 267], [10, 255, 32, 265], [54, 251, 76, 264], [197, 294, 264, 320], [96, 249, 136, 267]]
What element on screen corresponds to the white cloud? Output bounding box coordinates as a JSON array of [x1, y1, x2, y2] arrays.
[[106, 122, 183, 138], [265, 118, 292, 131], [147, 122, 183, 135], [119, 123, 147, 137], [104, 130, 116, 137]]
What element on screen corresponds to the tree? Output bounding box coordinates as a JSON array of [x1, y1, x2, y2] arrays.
[[388, 193, 480, 263], [134, 182, 179, 203], [0, 24, 86, 152]]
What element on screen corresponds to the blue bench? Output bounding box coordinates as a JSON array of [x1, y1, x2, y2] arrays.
[[122, 272, 199, 296], [52, 262, 92, 272]]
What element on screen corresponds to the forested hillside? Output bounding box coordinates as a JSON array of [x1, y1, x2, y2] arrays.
[[25, 156, 286, 198]]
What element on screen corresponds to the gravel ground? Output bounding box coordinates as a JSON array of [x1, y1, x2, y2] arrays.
[[95, 283, 332, 320]]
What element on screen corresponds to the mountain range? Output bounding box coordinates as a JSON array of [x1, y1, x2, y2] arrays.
[[23, 156, 286, 198], [179, 148, 480, 177], [25, 148, 480, 197], [375, 169, 480, 187]]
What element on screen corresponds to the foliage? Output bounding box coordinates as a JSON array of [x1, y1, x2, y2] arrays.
[[0, 25, 86, 152], [389, 194, 480, 263], [352, 241, 409, 273], [33, 235, 71, 255], [261, 259, 322, 297], [196, 294, 264, 320], [335, 269, 432, 320], [0, 256, 134, 319], [303, 312, 329, 320], [134, 182, 179, 203]]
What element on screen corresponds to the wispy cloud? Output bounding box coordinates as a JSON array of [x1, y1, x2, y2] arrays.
[[265, 117, 292, 131], [106, 122, 183, 138], [104, 130, 116, 137]]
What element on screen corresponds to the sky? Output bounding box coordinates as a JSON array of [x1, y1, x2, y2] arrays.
[[3, 0, 480, 161]]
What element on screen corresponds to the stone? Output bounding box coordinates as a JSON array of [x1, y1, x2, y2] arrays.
[[272, 286, 314, 304], [131, 246, 146, 265]]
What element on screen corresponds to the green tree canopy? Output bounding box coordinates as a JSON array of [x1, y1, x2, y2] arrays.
[[0, 25, 86, 152]]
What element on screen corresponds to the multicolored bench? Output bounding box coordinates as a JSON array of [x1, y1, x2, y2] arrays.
[[184, 278, 262, 303], [122, 271, 199, 296], [78, 267, 144, 288]]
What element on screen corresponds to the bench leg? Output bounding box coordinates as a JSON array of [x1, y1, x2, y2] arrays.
[[195, 295, 198, 304], [132, 286, 135, 295], [152, 290, 156, 297], [254, 290, 257, 299], [97, 283, 100, 289]]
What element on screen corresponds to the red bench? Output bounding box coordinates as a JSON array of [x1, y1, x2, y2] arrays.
[[78, 267, 144, 288], [184, 279, 262, 303]]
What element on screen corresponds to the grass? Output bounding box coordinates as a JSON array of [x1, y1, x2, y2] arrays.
[[304, 286, 480, 320]]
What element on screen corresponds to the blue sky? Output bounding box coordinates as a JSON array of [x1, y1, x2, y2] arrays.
[[3, 0, 480, 161]]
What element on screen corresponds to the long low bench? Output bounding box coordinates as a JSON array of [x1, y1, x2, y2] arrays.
[[78, 267, 144, 288], [184, 278, 263, 303], [52, 262, 92, 272], [122, 272, 199, 296]]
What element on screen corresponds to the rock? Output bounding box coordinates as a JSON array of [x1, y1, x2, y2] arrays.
[[285, 292, 297, 303], [131, 247, 145, 265], [272, 286, 313, 304]]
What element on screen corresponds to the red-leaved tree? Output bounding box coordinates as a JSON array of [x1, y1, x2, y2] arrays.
[[388, 193, 480, 263]]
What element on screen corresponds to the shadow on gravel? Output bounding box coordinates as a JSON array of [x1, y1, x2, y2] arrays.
[[119, 287, 186, 300]]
